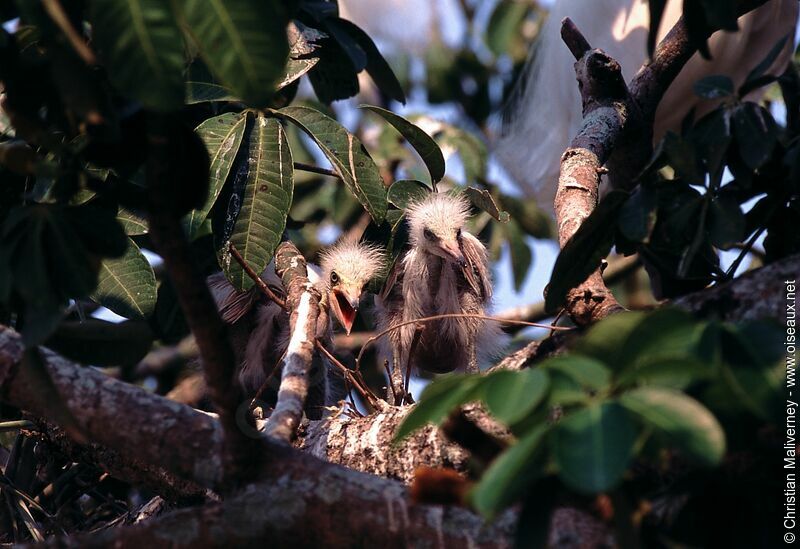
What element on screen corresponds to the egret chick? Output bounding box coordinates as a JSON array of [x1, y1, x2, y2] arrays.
[[376, 193, 501, 399]]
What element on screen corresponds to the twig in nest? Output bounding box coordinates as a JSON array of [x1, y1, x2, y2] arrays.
[[315, 340, 383, 410], [354, 313, 574, 371], [228, 243, 287, 310]]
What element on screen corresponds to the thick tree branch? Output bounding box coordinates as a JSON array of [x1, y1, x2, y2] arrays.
[[145, 116, 258, 484], [264, 242, 324, 442], [555, 0, 772, 325], [0, 325, 514, 546]]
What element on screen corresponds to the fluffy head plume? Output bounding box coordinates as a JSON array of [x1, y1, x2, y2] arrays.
[[406, 193, 471, 246], [318, 240, 386, 289]]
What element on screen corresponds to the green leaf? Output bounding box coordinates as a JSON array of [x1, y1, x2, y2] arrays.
[[184, 112, 247, 239], [690, 107, 731, 178], [387, 179, 430, 209], [394, 374, 481, 441], [177, 0, 289, 107], [279, 105, 387, 223], [221, 114, 293, 291], [116, 207, 148, 235], [92, 237, 156, 319], [482, 369, 549, 426], [618, 184, 657, 243], [486, 0, 530, 57], [545, 190, 628, 313], [553, 402, 636, 493], [185, 81, 239, 104], [361, 105, 445, 183], [619, 387, 725, 466], [88, 0, 185, 111], [464, 187, 509, 223], [504, 219, 532, 291], [732, 102, 777, 170], [542, 355, 611, 392], [692, 75, 733, 99], [707, 194, 744, 249], [574, 311, 648, 366], [334, 19, 406, 104], [281, 21, 324, 90], [439, 127, 487, 182], [470, 424, 549, 518]]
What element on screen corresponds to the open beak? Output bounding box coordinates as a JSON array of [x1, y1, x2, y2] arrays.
[[329, 286, 361, 335], [435, 239, 466, 267]]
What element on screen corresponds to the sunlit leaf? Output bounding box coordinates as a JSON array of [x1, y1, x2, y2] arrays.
[[394, 374, 481, 440], [92, 237, 156, 319], [185, 112, 247, 239], [279, 105, 387, 223], [361, 105, 445, 183], [482, 368, 549, 426], [221, 114, 293, 291]]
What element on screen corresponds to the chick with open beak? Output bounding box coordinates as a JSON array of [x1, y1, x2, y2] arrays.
[[316, 240, 386, 336], [376, 192, 502, 401]]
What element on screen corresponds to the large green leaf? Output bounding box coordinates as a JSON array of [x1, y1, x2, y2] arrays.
[[619, 387, 725, 467], [469, 424, 548, 518], [482, 368, 549, 426], [542, 355, 611, 392], [92, 237, 156, 319], [178, 0, 289, 107], [553, 402, 636, 493], [279, 106, 387, 223], [89, 0, 186, 110], [184, 112, 247, 239], [222, 114, 293, 291], [394, 374, 481, 441], [504, 219, 532, 291], [361, 105, 445, 183], [387, 179, 430, 209]]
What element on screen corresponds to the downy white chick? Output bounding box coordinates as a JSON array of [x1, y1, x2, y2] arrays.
[[208, 240, 385, 416], [376, 193, 502, 394]]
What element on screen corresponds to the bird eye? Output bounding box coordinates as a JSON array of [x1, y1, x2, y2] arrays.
[[423, 228, 436, 241], [330, 271, 339, 284]]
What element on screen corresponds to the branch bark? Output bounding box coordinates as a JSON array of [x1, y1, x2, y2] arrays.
[[264, 242, 324, 442], [145, 116, 257, 485], [554, 0, 772, 325]]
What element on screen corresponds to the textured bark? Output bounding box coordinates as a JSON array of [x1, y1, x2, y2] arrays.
[[672, 252, 800, 323], [264, 242, 323, 442], [554, 0, 772, 325], [555, 21, 634, 325], [26, 422, 208, 503], [0, 328, 225, 491], [40, 469, 515, 548]]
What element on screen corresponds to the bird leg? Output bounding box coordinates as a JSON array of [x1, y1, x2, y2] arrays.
[[466, 341, 478, 374], [388, 352, 405, 405], [402, 326, 424, 405]]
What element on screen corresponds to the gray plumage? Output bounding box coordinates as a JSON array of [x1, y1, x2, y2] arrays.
[[207, 240, 385, 416], [376, 193, 502, 385]]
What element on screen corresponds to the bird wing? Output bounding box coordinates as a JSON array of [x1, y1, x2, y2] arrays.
[[207, 272, 258, 324], [461, 232, 492, 304], [379, 252, 405, 303]]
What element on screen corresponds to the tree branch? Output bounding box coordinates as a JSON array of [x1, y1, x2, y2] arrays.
[[264, 242, 323, 441], [554, 0, 772, 324], [144, 116, 258, 485]]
